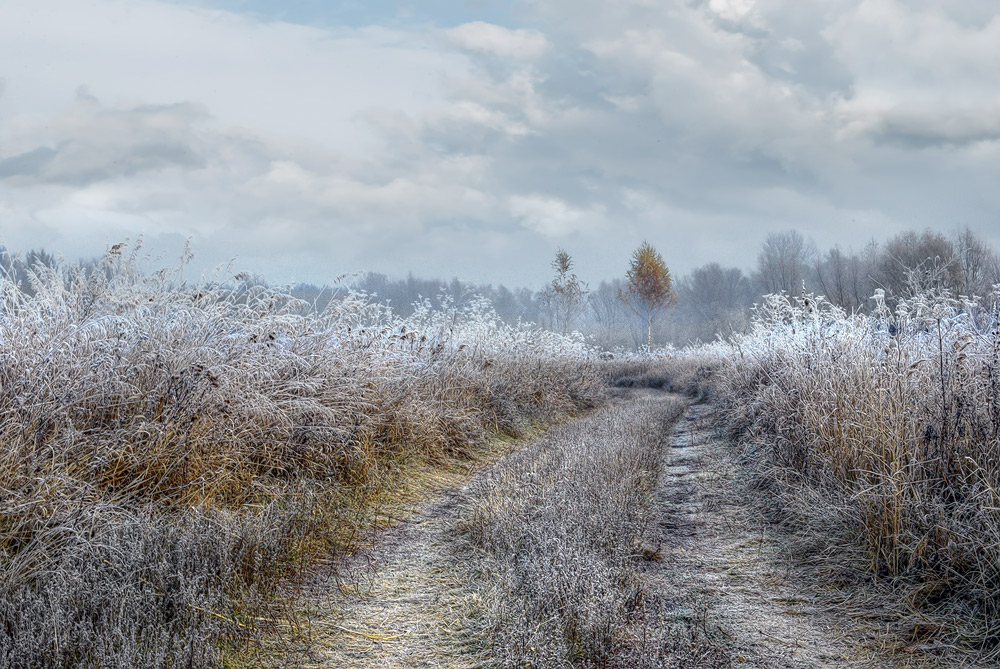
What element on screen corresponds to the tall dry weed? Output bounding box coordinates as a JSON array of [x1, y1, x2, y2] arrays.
[[679, 283, 1000, 650], [0, 246, 603, 667]]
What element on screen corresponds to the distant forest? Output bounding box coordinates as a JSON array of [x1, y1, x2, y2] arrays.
[[3, 226, 997, 350]]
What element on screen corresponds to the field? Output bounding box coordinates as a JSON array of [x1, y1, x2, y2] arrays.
[[2, 250, 999, 667], [0, 251, 603, 667], [664, 285, 1000, 659]]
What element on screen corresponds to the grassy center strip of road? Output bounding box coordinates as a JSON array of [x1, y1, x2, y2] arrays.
[[454, 389, 692, 667]]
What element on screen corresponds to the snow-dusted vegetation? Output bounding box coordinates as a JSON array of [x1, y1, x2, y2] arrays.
[[4, 238, 1000, 665], [0, 248, 604, 667], [668, 281, 1000, 652], [457, 394, 687, 667]]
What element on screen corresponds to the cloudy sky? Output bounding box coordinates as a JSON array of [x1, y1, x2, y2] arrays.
[[1, 0, 998, 288]]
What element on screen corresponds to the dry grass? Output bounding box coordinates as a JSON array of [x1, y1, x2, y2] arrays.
[[663, 285, 1000, 659], [605, 351, 722, 400], [0, 246, 604, 667], [454, 392, 688, 667]]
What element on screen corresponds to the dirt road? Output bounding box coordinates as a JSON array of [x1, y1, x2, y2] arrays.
[[643, 402, 885, 667], [289, 393, 901, 667]]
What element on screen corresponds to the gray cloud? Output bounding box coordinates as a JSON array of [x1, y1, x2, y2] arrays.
[[871, 109, 1000, 148], [0, 147, 57, 178], [1, 96, 208, 186]]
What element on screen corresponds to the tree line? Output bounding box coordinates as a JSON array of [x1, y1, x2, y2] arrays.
[[2, 225, 996, 350], [582, 226, 998, 348], [350, 226, 998, 350]]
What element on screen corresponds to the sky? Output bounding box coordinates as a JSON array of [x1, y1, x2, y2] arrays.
[[1, 0, 999, 289]]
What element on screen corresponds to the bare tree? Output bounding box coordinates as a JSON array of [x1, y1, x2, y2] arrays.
[[678, 263, 753, 320], [540, 249, 588, 334], [587, 278, 636, 349], [874, 229, 959, 302], [952, 226, 1000, 298], [672, 263, 753, 343], [812, 246, 879, 313], [755, 230, 817, 296], [850, 240, 881, 310]]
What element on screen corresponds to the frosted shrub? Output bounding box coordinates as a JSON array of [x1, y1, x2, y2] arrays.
[[0, 247, 604, 667], [690, 284, 1000, 648], [399, 291, 603, 435]]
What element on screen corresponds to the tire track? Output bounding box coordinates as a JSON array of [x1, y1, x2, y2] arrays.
[[644, 401, 889, 668]]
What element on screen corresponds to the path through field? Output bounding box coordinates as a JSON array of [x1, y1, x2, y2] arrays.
[[293, 464, 491, 668], [293, 392, 896, 667], [645, 401, 886, 667]]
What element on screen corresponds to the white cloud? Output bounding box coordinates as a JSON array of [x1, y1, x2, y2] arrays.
[[444, 21, 549, 60], [426, 101, 533, 137], [708, 0, 756, 23], [0, 0, 471, 155], [509, 195, 606, 237], [826, 0, 1000, 145], [1, 95, 210, 186]]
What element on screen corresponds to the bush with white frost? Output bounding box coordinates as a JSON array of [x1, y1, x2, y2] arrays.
[[674, 282, 1000, 651], [0, 245, 603, 667]]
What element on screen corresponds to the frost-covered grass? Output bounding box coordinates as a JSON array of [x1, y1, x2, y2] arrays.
[[667, 285, 1000, 652], [0, 248, 604, 667], [457, 394, 686, 667]]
